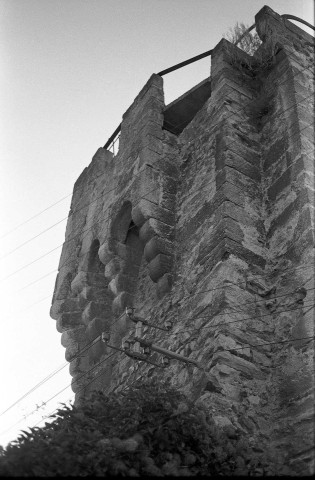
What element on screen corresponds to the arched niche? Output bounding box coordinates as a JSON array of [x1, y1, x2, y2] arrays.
[[111, 201, 133, 243], [108, 201, 145, 311], [87, 239, 103, 273]]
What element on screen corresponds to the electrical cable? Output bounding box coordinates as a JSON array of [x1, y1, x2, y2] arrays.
[[2, 315, 313, 441], [0, 194, 72, 241], [12, 182, 160, 290], [1, 54, 312, 263], [0, 158, 116, 241], [28, 351, 143, 434], [177, 275, 315, 302], [3, 216, 312, 415], [5, 272, 313, 431], [1, 28, 313, 450], [0, 217, 69, 260], [2, 205, 313, 417], [3, 285, 309, 420], [4, 294, 53, 322], [0, 362, 69, 418], [4, 211, 314, 319], [0, 48, 314, 430], [0, 184, 117, 261], [0, 306, 132, 421], [3, 102, 313, 285], [7, 329, 313, 452], [0, 351, 120, 438], [146, 303, 315, 338]]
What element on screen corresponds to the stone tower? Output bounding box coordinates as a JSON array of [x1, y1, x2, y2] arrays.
[[51, 6, 314, 475]]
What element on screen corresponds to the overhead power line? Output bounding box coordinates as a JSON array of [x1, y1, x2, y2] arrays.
[[2, 86, 313, 286], [2, 332, 313, 441], [0, 54, 311, 262], [0, 164, 114, 241], [0, 351, 120, 439], [1, 295, 313, 427], [0, 193, 72, 240], [0, 309, 128, 418]]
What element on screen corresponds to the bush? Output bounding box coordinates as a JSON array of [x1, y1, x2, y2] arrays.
[[224, 22, 262, 55], [0, 380, 269, 476]]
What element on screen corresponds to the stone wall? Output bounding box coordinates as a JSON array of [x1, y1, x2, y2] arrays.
[[50, 6, 314, 475]]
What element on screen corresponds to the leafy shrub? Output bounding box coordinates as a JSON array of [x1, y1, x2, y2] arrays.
[[0, 380, 270, 477], [224, 22, 262, 55]]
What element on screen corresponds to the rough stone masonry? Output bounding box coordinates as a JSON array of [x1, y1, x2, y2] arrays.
[[51, 6, 314, 475]]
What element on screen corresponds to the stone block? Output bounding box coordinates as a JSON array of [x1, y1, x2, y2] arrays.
[[98, 238, 118, 264], [62, 325, 86, 344], [71, 372, 88, 393], [218, 180, 245, 208], [178, 197, 220, 242], [161, 175, 177, 195], [139, 218, 174, 243], [104, 256, 123, 278], [132, 199, 175, 227], [268, 167, 292, 201], [137, 120, 164, 141], [122, 74, 163, 119], [213, 415, 233, 428], [211, 350, 264, 379], [52, 269, 74, 301], [224, 201, 265, 234], [56, 312, 83, 332], [50, 298, 81, 320], [140, 150, 179, 178], [108, 273, 136, 296], [157, 273, 173, 298], [159, 191, 176, 211], [264, 138, 289, 172], [196, 217, 244, 265], [144, 236, 174, 263], [131, 165, 160, 205], [293, 207, 313, 243], [61, 328, 85, 349], [88, 341, 108, 362], [112, 291, 134, 316], [78, 285, 111, 303], [140, 133, 164, 155], [148, 253, 173, 283], [61, 332, 72, 348], [198, 236, 266, 271], [217, 167, 261, 203], [225, 149, 261, 183], [82, 301, 111, 325], [65, 342, 81, 362], [71, 271, 107, 294], [85, 317, 111, 341]]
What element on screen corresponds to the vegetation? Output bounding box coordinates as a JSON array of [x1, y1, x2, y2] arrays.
[[224, 21, 262, 55], [0, 380, 276, 476]]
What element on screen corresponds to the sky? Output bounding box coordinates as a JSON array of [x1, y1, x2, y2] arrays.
[[0, 0, 314, 448]]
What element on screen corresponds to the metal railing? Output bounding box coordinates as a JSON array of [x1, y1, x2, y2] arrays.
[[235, 14, 315, 48], [103, 13, 314, 155], [104, 124, 121, 152]]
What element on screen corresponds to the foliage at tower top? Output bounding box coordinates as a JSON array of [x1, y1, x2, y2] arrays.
[[225, 22, 262, 55]]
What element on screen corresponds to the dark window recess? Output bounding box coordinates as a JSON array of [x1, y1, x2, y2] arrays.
[[88, 239, 103, 273], [163, 78, 211, 135], [124, 220, 140, 245]]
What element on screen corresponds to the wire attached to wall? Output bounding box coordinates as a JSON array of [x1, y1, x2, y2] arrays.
[[1, 51, 312, 265]]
